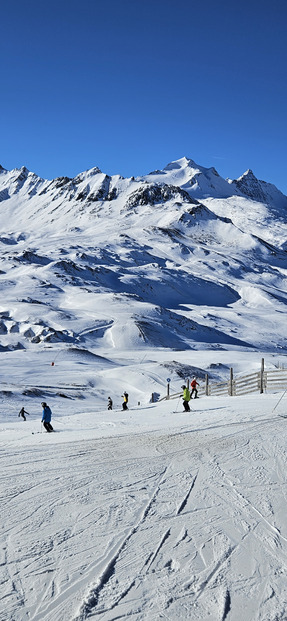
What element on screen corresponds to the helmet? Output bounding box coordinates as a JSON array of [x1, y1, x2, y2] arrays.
[[41, 402, 47, 407], [181, 385, 186, 389]]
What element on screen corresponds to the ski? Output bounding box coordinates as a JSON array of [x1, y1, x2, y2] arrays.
[[32, 430, 57, 434], [172, 411, 194, 414]]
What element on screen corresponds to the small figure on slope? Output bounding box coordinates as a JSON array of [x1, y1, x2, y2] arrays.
[[41, 402, 54, 432], [190, 377, 199, 399], [181, 385, 191, 412], [107, 396, 113, 410], [18, 407, 30, 421], [122, 392, 129, 411]]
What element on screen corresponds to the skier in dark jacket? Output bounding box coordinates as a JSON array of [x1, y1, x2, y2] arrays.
[[18, 407, 29, 421], [41, 402, 54, 432], [122, 392, 129, 411], [107, 397, 113, 410]]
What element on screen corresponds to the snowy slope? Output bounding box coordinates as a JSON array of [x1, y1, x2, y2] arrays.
[[1, 385, 287, 621], [1, 156, 287, 620]]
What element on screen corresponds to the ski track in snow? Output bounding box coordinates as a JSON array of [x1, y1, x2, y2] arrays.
[[1, 406, 287, 621]]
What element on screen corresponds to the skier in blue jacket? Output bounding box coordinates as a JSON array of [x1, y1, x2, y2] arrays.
[[41, 402, 54, 432]]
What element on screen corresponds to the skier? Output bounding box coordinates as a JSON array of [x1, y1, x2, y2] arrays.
[[122, 392, 129, 411], [190, 377, 199, 399], [18, 407, 30, 421], [41, 402, 54, 432], [107, 396, 113, 410], [181, 385, 191, 412]]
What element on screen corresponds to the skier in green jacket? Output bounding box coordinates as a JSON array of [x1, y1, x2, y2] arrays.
[[181, 385, 191, 412]]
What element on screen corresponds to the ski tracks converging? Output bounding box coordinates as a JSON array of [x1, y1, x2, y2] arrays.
[[1, 417, 287, 620]]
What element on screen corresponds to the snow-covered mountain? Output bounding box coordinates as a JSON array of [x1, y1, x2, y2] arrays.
[[0, 156, 286, 358], [0, 156, 286, 359]]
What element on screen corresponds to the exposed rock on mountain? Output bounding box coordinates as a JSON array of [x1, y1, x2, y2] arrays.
[[232, 169, 287, 209], [125, 184, 198, 209]]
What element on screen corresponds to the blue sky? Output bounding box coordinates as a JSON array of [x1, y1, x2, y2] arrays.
[[1, 0, 287, 193]]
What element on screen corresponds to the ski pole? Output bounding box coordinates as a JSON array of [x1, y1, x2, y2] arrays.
[[174, 396, 181, 412], [272, 389, 287, 412]]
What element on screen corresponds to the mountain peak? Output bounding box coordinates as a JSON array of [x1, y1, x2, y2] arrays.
[[233, 169, 267, 202], [238, 169, 257, 181], [163, 157, 198, 172], [16, 165, 29, 175]]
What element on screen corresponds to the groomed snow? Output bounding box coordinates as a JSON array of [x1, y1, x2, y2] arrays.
[[1, 348, 287, 621]]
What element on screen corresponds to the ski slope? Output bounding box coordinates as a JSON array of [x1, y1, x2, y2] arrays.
[[1, 378, 287, 621]]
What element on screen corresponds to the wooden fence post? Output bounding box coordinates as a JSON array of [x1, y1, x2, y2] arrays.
[[260, 358, 264, 393], [205, 374, 209, 396], [167, 383, 170, 400], [229, 368, 234, 396]]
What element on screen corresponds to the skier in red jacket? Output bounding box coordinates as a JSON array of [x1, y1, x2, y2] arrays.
[[190, 377, 199, 399]]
